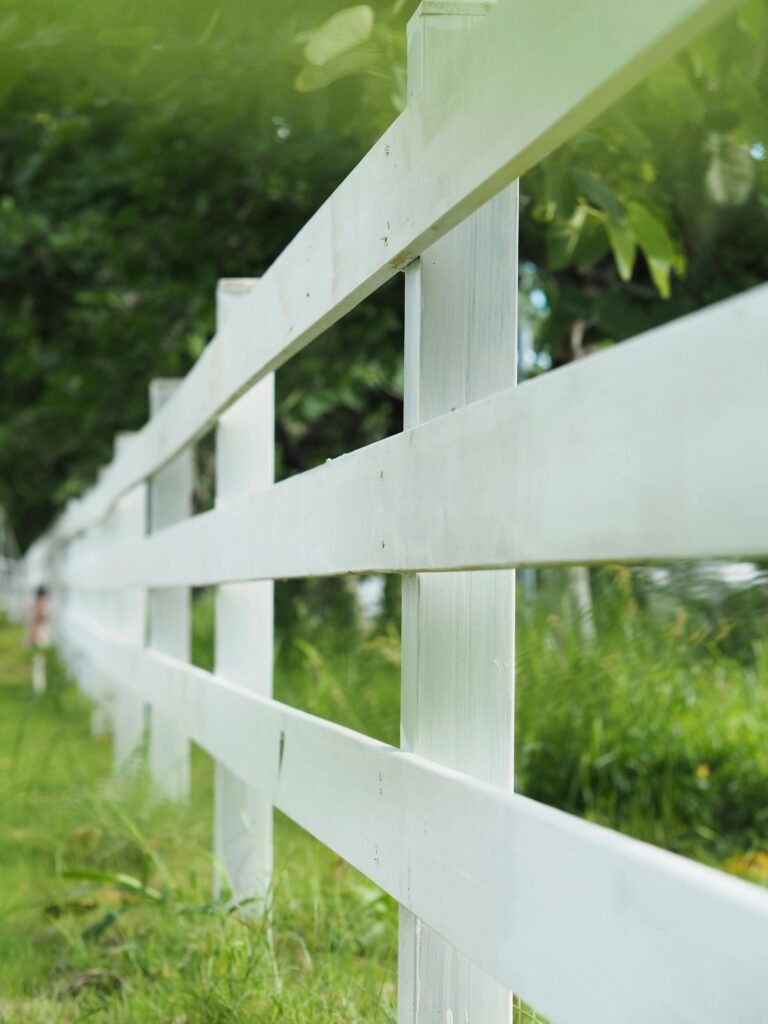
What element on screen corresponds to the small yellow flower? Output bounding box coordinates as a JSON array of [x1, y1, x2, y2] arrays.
[[696, 763, 710, 780]]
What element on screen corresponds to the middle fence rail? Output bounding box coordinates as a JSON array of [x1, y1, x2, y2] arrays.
[[25, 1, 768, 1023]]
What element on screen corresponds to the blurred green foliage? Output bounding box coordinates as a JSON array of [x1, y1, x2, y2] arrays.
[[0, 0, 410, 546], [522, 0, 768, 364], [0, 0, 411, 134], [0, 0, 766, 546]]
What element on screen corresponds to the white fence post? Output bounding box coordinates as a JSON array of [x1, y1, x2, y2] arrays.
[[213, 279, 274, 906], [112, 432, 148, 771], [88, 479, 115, 734], [147, 379, 192, 801], [399, 3, 518, 1021], [51, 521, 73, 675]]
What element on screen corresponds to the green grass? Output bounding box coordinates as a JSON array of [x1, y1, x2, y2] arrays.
[[0, 622, 397, 1023], [515, 567, 768, 864], [1, 568, 767, 1021]]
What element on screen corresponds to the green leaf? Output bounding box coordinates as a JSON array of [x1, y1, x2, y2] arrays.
[[626, 201, 674, 262], [626, 203, 679, 297], [295, 47, 375, 92], [62, 868, 164, 902], [648, 257, 671, 300], [573, 214, 611, 272], [534, 162, 578, 222], [605, 217, 636, 282], [545, 206, 587, 270], [572, 168, 624, 220], [549, 165, 578, 220], [303, 6, 374, 67]]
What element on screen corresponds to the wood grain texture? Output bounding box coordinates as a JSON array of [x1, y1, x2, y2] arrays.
[[65, 612, 768, 1024], [51, 0, 740, 544], [64, 285, 768, 588], [400, 7, 517, 1015], [213, 280, 274, 906], [147, 380, 192, 802]]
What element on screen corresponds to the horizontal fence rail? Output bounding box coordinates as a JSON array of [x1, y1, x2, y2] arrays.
[[23, 0, 768, 1021], [62, 284, 768, 590]]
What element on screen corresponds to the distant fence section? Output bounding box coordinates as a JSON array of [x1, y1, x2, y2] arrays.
[[0, 555, 24, 622], [17, 1, 768, 1022], [0, 506, 23, 621]]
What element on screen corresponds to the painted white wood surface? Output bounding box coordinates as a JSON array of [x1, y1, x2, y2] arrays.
[[64, 284, 768, 589], [51, 0, 740, 544], [147, 380, 192, 802], [86, 490, 116, 736], [112, 432, 148, 771], [213, 279, 274, 906], [65, 613, 768, 1024], [399, 6, 517, 1020]]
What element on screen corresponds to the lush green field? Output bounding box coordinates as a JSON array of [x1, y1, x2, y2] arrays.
[[1, 570, 766, 1022]]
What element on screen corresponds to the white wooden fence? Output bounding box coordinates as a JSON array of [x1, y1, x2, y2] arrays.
[[21, 0, 768, 1020]]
